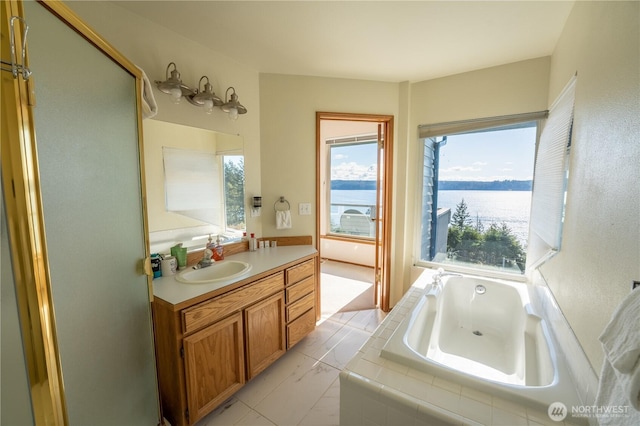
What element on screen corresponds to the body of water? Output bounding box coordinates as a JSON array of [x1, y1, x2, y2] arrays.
[[331, 189, 532, 244]]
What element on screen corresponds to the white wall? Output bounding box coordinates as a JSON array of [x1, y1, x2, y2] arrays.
[[540, 1, 640, 372], [66, 1, 263, 239]]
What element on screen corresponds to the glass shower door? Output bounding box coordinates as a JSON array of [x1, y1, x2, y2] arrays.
[[21, 2, 159, 424]]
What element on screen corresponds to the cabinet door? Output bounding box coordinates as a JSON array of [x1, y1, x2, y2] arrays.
[[183, 312, 245, 424], [245, 292, 286, 379]]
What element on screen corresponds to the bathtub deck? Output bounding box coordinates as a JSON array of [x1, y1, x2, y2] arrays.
[[340, 276, 585, 426]]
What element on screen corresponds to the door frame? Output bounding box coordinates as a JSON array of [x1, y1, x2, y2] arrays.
[[315, 112, 394, 313]]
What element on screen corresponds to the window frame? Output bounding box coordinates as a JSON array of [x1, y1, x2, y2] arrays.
[[325, 136, 378, 241]]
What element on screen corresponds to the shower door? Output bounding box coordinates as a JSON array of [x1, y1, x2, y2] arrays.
[[1, 1, 160, 424]]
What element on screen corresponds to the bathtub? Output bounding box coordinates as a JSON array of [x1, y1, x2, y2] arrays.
[[380, 274, 581, 412]]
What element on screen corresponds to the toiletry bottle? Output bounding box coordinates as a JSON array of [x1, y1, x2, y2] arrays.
[[212, 236, 224, 261], [242, 232, 247, 241], [249, 233, 256, 251], [206, 234, 214, 249]]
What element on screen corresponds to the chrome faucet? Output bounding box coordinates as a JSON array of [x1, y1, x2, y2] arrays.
[[432, 267, 462, 285], [194, 248, 214, 269]]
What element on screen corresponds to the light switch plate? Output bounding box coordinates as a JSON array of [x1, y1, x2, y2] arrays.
[[299, 203, 311, 215]]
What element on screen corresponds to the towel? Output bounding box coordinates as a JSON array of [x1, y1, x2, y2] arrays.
[[136, 66, 158, 119], [276, 210, 292, 230], [599, 288, 640, 373], [595, 358, 640, 424]]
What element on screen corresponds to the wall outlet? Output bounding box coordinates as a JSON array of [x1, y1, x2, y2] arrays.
[[299, 203, 312, 215], [633, 280, 640, 290]]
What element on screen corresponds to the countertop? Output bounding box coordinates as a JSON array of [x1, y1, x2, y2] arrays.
[[152, 245, 317, 307]]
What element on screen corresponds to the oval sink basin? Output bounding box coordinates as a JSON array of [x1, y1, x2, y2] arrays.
[[176, 260, 252, 284]]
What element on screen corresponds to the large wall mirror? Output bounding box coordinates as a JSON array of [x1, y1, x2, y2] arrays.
[[143, 120, 245, 253]]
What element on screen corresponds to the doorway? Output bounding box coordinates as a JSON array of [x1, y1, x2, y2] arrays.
[[316, 112, 394, 318]]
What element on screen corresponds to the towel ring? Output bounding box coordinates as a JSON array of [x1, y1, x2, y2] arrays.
[[274, 196, 291, 212]]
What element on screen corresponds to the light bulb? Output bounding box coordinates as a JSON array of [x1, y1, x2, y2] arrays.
[[203, 99, 214, 114], [228, 107, 238, 120], [170, 87, 182, 104]]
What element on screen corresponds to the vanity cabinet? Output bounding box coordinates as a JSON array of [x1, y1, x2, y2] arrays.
[[285, 258, 317, 349], [153, 254, 316, 426]]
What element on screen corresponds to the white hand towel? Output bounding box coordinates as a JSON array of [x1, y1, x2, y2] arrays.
[[136, 66, 158, 119], [595, 357, 640, 425], [276, 210, 292, 230], [599, 288, 640, 373]]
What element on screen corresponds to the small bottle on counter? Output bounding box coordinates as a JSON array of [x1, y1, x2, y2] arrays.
[[212, 236, 224, 261], [249, 233, 257, 251]]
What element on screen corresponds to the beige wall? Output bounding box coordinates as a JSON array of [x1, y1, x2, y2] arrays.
[[67, 1, 264, 238], [541, 1, 640, 372], [258, 74, 399, 235]]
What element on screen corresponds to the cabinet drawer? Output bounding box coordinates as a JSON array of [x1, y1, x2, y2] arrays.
[[285, 275, 314, 304], [287, 307, 316, 349], [182, 272, 284, 334], [286, 292, 315, 323], [286, 259, 314, 285]]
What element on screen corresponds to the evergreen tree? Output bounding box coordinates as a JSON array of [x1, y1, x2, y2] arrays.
[[446, 198, 527, 271], [224, 158, 245, 228], [451, 198, 472, 229]]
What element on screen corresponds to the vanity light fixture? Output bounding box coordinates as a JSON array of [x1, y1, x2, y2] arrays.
[[155, 63, 248, 117], [221, 87, 247, 120], [155, 62, 195, 104], [188, 76, 223, 114]]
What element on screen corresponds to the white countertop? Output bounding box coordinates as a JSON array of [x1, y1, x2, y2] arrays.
[[152, 245, 317, 306]]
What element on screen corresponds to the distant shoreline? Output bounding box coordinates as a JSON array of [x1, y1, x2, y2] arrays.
[[331, 179, 532, 191]]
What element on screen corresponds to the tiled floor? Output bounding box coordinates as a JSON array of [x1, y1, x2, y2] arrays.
[[196, 308, 386, 426], [192, 261, 383, 425]]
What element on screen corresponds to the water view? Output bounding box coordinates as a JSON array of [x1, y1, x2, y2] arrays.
[[331, 189, 532, 244]]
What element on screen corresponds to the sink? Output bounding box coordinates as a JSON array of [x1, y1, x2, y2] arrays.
[[175, 260, 252, 284]]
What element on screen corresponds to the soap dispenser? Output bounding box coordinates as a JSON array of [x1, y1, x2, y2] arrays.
[[206, 234, 215, 250], [212, 235, 224, 261]]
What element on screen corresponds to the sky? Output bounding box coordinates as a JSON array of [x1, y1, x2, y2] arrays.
[[330, 143, 378, 180], [438, 126, 536, 181], [330, 125, 536, 182]]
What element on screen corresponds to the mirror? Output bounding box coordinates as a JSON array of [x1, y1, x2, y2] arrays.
[[143, 120, 244, 253]]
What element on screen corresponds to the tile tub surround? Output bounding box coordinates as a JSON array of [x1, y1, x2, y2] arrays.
[[530, 270, 599, 410], [340, 270, 588, 426]]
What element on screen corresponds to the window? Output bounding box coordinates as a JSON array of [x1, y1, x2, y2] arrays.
[[327, 138, 377, 239], [223, 155, 245, 236], [418, 114, 546, 275]]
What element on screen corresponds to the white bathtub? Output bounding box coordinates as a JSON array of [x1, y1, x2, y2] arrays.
[[380, 274, 581, 412]]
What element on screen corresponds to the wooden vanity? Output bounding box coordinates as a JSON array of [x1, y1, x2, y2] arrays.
[[151, 245, 317, 425]]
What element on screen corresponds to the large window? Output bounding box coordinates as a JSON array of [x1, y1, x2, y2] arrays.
[[418, 121, 539, 275]]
